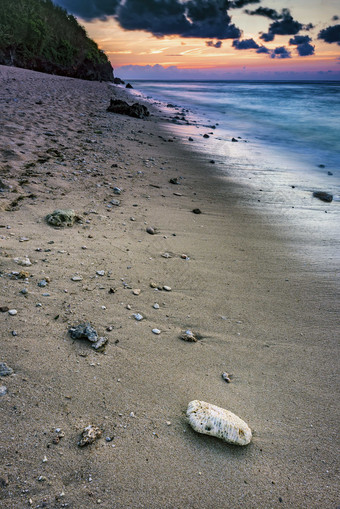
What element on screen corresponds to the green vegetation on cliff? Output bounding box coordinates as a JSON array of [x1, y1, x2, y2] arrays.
[[0, 0, 113, 81]]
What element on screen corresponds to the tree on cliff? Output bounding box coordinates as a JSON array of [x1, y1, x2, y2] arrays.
[[0, 0, 113, 81]]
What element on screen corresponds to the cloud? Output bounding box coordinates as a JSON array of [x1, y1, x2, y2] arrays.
[[289, 35, 312, 45], [268, 9, 306, 36], [232, 38, 259, 49], [246, 7, 313, 41], [295, 42, 315, 56], [318, 24, 340, 45], [256, 46, 270, 54], [118, 0, 242, 39], [289, 35, 314, 56], [259, 32, 274, 42], [270, 46, 291, 59], [206, 40, 223, 48], [55, 0, 120, 21], [229, 0, 260, 8], [57, 0, 242, 40], [245, 7, 280, 20]]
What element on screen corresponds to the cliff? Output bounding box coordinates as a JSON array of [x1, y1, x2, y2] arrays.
[[0, 0, 113, 81]]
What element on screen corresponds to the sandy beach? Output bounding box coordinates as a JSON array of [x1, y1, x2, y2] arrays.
[[0, 65, 339, 508]]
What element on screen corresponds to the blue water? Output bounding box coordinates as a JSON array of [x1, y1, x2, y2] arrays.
[[125, 80, 340, 273], [131, 81, 340, 189]]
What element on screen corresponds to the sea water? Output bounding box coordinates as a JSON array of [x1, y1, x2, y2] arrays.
[[128, 80, 340, 273]]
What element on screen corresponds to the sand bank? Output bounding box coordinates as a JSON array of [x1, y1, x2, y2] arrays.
[[0, 66, 339, 508]]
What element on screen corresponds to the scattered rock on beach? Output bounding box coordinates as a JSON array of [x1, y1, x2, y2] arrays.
[[169, 178, 180, 185], [0, 386, 8, 397], [312, 191, 333, 203], [107, 99, 150, 119], [78, 425, 102, 447], [126, 83, 133, 89], [180, 329, 198, 342], [13, 256, 31, 266], [231, 137, 238, 142], [46, 209, 81, 227], [222, 372, 232, 383], [146, 226, 155, 235], [192, 208, 202, 214], [0, 362, 14, 377], [69, 323, 108, 351], [186, 400, 252, 446]]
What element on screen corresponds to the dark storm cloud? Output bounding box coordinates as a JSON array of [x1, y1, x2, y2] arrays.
[[206, 40, 223, 47], [260, 32, 274, 42], [270, 46, 291, 59], [117, 0, 241, 39], [245, 7, 280, 20], [232, 38, 259, 49], [55, 0, 120, 21], [318, 24, 340, 45], [229, 0, 260, 8], [55, 0, 241, 39]]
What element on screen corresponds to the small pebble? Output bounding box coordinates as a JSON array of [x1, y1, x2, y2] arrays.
[[0, 362, 14, 376], [192, 208, 202, 214], [71, 275, 83, 281], [146, 226, 155, 235], [126, 304, 132, 310], [152, 328, 161, 335], [0, 386, 8, 397], [101, 305, 106, 310], [20, 288, 28, 295], [11, 330, 18, 336], [153, 303, 160, 309], [222, 372, 232, 383], [8, 309, 17, 316], [133, 313, 144, 321], [132, 289, 141, 295], [163, 286, 171, 292], [161, 252, 171, 258], [96, 270, 105, 276]]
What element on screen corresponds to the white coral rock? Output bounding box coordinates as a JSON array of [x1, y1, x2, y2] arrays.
[[186, 400, 252, 446]]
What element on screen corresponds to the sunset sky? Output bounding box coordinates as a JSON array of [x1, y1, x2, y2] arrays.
[[55, 0, 340, 79]]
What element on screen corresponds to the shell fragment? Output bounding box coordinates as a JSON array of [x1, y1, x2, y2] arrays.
[[186, 400, 252, 446]]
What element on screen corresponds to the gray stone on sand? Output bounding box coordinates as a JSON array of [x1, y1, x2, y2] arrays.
[[0, 386, 8, 397], [46, 209, 80, 227], [0, 362, 14, 376]]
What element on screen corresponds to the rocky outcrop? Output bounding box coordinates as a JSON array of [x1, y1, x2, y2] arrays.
[[107, 99, 150, 119]]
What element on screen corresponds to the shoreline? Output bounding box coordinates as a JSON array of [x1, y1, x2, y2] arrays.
[[0, 66, 339, 508], [132, 81, 339, 279]]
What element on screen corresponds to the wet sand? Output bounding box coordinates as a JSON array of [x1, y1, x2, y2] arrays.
[[0, 65, 339, 508]]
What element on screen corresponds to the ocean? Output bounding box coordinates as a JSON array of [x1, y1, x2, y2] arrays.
[[127, 80, 340, 272]]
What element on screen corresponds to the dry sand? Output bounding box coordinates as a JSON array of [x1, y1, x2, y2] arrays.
[[0, 65, 339, 508]]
